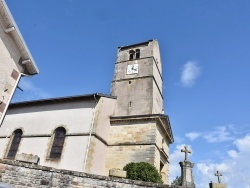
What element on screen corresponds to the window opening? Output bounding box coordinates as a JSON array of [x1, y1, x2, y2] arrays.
[[160, 161, 164, 172], [129, 80, 131, 84], [7, 129, 22, 159], [135, 49, 140, 59], [50, 127, 66, 159], [129, 50, 135, 60]]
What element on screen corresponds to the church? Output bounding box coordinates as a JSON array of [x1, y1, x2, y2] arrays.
[[0, 1, 174, 185], [0, 39, 174, 183]]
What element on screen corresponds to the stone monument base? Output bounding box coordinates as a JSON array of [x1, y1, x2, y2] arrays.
[[209, 183, 226, 188], [179, 161, 195, 188]]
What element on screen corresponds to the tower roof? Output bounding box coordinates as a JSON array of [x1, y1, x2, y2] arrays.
[[118, 39, 156, 50]]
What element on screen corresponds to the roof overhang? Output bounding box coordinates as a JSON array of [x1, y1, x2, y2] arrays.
[[118, 39, 155, 51], [9, 93, 116, 108], [0, 0, 39, 75]]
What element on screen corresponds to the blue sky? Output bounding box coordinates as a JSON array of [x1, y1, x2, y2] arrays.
[[6, 1, 250, 187]]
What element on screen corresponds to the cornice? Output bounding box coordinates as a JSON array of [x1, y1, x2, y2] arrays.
[[0, 0, 39, 75]]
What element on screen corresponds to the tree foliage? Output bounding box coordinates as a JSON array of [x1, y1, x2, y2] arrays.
[[171, 176, 182, 186], [123, 162, 163, 184]]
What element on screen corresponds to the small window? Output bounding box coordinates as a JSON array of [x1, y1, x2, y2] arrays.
[[160, 161, 164, 171], [49, 127, 66, 159], [129, 49, 140, 60], [129, 50, 135, 60], [135, 49, 140, 59], [7, 129, 22, 159]]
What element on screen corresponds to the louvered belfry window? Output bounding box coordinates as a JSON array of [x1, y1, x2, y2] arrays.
[[49, 127, 66, 159], [7, 129, 22, 159]]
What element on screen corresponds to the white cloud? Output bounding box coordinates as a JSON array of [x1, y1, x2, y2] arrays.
[[234, 134, 250, 153], [228, 124, 250, 135], [227, 150, 238, 159], [185, 132, 201, 141], [12, 79, 50, 102], [186, 125, 234, 143], [204, 126, 233, 143], [194, 135, 250, 188], [180, 61, 201, 88], [195, 163, 230, 188], [173, 126, 250, 187]]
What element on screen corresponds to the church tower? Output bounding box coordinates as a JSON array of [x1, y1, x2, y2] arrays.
[[111, 40, 163, 116], [107, 40, 174, 184]]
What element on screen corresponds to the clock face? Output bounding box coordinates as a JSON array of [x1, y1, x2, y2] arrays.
[[127, 64, 139, 75]]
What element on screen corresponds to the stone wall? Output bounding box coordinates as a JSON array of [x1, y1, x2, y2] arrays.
[[0, 159, 171, 188], [209, 183, 227, 188], [107, 116, 171, 184]]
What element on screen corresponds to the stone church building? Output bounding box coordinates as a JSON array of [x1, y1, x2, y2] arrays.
[[0, 40, 174, 183], [0, 1, 174, 185]]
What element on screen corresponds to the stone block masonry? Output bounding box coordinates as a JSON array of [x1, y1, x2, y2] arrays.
[[0, 159, 172, 188], [209, 183, 227, 188]]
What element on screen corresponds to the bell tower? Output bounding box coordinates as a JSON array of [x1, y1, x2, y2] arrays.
[[107, 40, 174, 184], [111, 40, 164, 116]]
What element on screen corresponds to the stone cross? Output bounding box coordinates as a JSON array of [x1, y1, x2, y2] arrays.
[[215, 170, 222, 183], [181, 146, 191, 162]]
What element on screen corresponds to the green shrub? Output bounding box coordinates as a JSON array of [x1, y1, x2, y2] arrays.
[[123, 162, 163, 184], [171, 176, 182, 186]]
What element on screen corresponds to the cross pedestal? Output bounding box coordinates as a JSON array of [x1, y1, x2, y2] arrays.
[[179, 146, 195, 187], [179, 161, 195, 188], [209, 182, 227, 188]]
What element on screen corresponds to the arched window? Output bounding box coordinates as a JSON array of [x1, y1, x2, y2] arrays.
[[129, 49, 140, 60], [7, 129, 22, 159], [129, 50, 135, 60], [49, 127, 66, 159], [135, 49, 140, 59]]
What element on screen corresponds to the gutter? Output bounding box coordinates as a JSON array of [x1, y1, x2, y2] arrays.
[[83, 94, 98, 172]]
